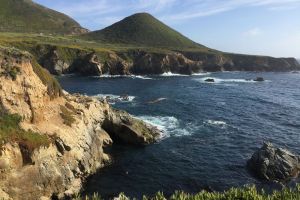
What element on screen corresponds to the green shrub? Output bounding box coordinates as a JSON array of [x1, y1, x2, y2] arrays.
[[1, 64, 21, 80], [60, 105, 75, 127], [0, 113, 50, 151]]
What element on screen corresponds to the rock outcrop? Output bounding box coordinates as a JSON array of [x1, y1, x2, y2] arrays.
[[0, 47, 160, 200], [73, 53, 103, 76], [247, 143, 300, 182]]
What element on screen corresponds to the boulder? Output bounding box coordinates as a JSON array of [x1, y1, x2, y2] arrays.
[[247, 142, 300, 182]]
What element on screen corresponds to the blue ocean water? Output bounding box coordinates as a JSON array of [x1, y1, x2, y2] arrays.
[[58, 72, 300, 199]]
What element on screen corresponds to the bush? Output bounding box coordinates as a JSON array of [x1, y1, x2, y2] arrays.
[[1, 64, 21, 81], [60, 105, 76, 127], [0, 113, 50, 151]]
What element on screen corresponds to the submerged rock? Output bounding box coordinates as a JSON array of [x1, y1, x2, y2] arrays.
[[205, 78, 215, 82], [254, 77, 264, 82], [147, 98, 167, 104], [247, 142, 300, 182]]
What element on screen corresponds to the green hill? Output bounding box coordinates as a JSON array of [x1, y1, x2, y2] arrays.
[[80, 13, 206, 49], [0, 0, 88, 34]]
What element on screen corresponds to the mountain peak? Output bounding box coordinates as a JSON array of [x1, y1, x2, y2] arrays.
[[0, 0, 88, 34], [81, 12, 204, 49]]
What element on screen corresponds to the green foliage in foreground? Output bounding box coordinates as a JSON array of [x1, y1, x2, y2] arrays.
[[76, 185, 300, 200], [0, 112, 50, 151]]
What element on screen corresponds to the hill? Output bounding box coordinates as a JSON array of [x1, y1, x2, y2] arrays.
[[80, 13, 206, 49], [0, 0, 88, 34]]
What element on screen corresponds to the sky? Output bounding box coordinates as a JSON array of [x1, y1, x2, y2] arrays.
[[34, 0, 300, 58]]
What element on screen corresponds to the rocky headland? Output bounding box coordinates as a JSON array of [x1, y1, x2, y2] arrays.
[[0, 46, 160, 200]]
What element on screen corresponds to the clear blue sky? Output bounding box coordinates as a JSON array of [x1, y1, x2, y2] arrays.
[[34, 0, 300, 58]]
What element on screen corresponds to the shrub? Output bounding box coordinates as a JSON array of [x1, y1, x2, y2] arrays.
[[1, 64, 21, 81], [0, 113, 50, 151], [60, 105, 75, 127], [65, 102, 77, 113]]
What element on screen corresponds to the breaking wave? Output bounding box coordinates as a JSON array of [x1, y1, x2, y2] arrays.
[[137, 115, 191, 139]]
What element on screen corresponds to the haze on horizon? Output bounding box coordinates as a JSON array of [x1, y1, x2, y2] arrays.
[[34, 0, 300, 58]]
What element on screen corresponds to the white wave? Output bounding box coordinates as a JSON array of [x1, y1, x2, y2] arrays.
[[95, 74, 152, 80], [95, 94, 135, 103], [192, 72, 211, 76], [160, 72, 210, 77], [205, 120, 227, 129], [137, 115, 190, 139], [160, 72, 189, 77], [197, 77, 256, 84]]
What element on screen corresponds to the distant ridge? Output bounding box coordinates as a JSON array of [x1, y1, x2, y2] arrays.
[[80, 13, 206, 49], [0, 0, 88, 34]]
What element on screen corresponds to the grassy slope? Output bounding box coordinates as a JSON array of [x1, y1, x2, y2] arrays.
[[0, 32, 216, 59], [0, 0, 86, 34], [80, 13, 209, 50]]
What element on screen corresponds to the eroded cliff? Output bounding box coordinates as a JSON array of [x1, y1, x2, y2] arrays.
[[0, 47, 160, 200]]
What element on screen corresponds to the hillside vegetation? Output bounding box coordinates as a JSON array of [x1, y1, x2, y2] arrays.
[[78, 185, 300, 200], [0, 0, 87, 34], [80, 13, 207, 49]]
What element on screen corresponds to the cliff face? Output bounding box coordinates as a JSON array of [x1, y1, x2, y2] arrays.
[[30, 45, 300, 76], [0, 47, 160, 200]]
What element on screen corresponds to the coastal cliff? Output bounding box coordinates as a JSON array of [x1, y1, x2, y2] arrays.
[[0, 46, 160, 200], [33, 46, 300, 76]]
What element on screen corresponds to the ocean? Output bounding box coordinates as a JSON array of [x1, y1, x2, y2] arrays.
[[58, 72, 300, 199]]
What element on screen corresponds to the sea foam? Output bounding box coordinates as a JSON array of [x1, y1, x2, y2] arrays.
[[204, 120, 227, 129], [138, 115, 190, 139], [160, 72, 210, 77], [197, 77, 257, 84], [95, 94, 136, 104], [95, 74, 152, 80]]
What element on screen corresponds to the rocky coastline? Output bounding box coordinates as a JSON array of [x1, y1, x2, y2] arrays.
[[25, 45, 300, 77], [0, 46, 160, 200]]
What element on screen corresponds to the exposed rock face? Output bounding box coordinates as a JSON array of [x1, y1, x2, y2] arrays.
[[130, 51, 203, 75], [40, 48, 70, 75], [247, 143, 300, 182], [0, 47, 160, 200], [104, 53, 132, 75], [74, 53, 103, 76]]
